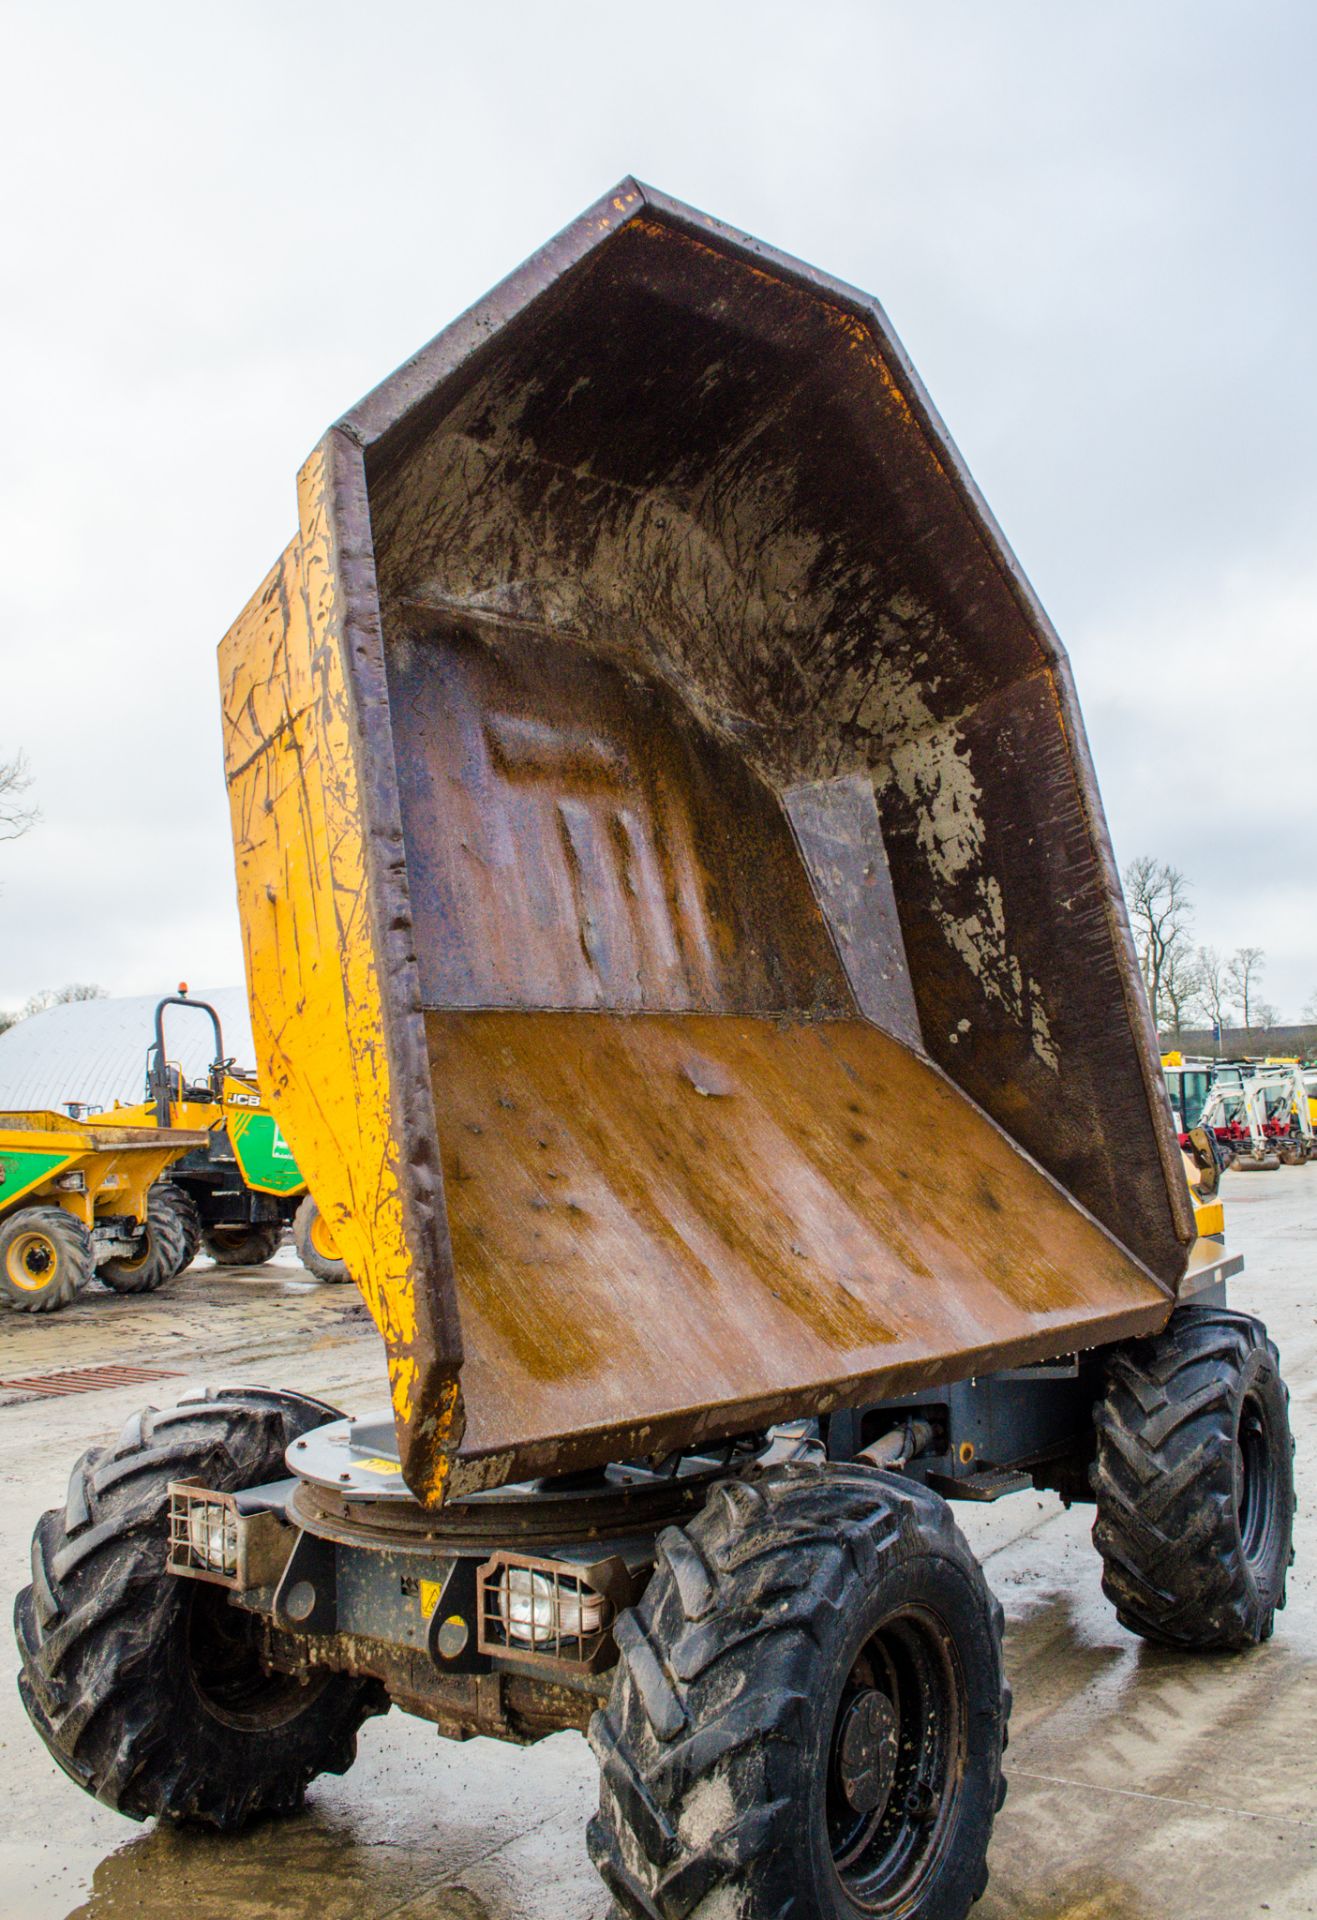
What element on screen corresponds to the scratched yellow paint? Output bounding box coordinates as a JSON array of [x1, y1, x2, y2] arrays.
[[218, 438, 459, 1502]]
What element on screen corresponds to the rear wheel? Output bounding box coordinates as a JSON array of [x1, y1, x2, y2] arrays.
[[1092, 1306, 1295, 1649], [15, 1387, 384, 1827], [293, 1196, 350, 1283], [201, 1221, 283, 1267], [589, 1463, 1008, 1920], [165, 1182, 202, 1271], [0, 1206, 93, 1312], [98, 1182, 192, 1293]]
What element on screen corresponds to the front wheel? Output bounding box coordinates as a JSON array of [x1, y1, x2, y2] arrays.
[[15, 1387, 385, 1827], [1092, 1306, 1295, 1649], [201, 1221, 284, 1267], [0, 1206, 93, 1312], [589, 1464, 1009, 1920], [98, 1182, 194, 1293], [293, 1196, 350, 1283]]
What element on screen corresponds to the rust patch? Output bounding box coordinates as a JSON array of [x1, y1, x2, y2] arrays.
[[427, 1009, 1166, 1471]]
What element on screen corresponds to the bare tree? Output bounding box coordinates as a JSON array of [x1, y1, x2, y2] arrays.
[[21, 983, 108, 1020], [1226, 947, 1267, 1027], [1196, 944, 1231, 1040], [1123, 856, 1195, 1026], [0, 751, 37, 844], [1251, 999, 1279, 1031], [0, 983, 107, 1036], [1160, 942, 1205, 1040]]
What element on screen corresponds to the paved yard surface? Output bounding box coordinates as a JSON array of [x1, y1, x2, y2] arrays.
[[0, 1175, 1312, 1919]]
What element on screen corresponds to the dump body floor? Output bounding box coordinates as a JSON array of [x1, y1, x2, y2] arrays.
[[2, 1174, 1314, 1919], [429, 1009, 1170, 1474]]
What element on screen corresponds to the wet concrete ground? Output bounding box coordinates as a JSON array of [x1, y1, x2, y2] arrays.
[[0, 1174, 1313, 1919]]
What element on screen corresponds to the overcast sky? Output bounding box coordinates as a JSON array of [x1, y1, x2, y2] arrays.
[[1, 0, 1313, 1019]]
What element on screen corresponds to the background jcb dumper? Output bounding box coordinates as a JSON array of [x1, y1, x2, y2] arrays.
[[17, 185, 1295, 1920], [0, 1110, 207, 1309], [92, 988, 351, 1277]]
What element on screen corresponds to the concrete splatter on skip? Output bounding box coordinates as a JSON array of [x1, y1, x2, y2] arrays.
[[381, 387, 1061, 1072], [875, 657, 1059, 1073]]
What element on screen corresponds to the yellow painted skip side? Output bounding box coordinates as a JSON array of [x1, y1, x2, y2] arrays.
[[218, 441, 449, 1490], [0, 1119, 206, 1227]]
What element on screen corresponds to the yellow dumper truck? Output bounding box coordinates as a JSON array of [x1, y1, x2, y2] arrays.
[[16, 184, 1294, 1919], [92, 989, 350, 1277], [0, 1110, 206, 1310]]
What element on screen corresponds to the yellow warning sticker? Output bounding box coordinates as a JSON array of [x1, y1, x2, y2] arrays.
[[419, 1579, 443, 1618], [355, 1456, 402, 1476]]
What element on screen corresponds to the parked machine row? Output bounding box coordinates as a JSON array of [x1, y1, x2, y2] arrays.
[[1163, 1050, 1316, 1168]]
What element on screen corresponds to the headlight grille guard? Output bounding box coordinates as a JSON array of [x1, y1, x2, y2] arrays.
[[167, 1480, 292, 1592], [476, 1548, 632, 1676]]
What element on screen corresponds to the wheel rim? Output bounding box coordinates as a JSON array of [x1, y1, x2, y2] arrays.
[[6, 1230, 60, 1293], [308, 1209, 338, 1260], [823, 1604, 966, 1911], [186, 1584, 328, 1729], [112, 1229, 154, 1274], [1236, 1388, 1279, 1570]]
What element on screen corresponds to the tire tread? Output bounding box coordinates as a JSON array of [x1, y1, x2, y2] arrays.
[[588, 1463, 1008, 1920], [1091, 1306, 1294, 1649], [14, 1388, 383, 1828]]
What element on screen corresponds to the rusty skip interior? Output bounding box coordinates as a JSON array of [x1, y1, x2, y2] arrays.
[[225, 185, 1194, 1496]]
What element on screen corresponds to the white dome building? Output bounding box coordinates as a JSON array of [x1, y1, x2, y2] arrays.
[[0, 988, 253, 1113]]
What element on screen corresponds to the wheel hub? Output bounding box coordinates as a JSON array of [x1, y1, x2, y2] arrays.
[[825, 1608, 965, 1903], [10, 1233, 55, 1287], [836, 1688, 899, 1816]]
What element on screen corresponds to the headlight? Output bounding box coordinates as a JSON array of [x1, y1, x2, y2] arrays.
[[477, 1552, 619, 1669], [168, 1485, 239, 1579], [497, 1564, 608, 1646], [187, 1499, 238, 1575]]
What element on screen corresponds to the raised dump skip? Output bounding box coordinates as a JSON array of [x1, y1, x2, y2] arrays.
[[220, 182, 1195, 1505]]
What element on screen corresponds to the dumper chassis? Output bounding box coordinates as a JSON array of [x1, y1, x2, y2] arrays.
[[14, 181, 1301, 1917], [16, 1257, 1295, 1917]]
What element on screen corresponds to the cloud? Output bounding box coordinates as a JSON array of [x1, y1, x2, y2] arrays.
[[1075, 554, 1317, 1014], [0, 0, 1313, 1013]]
